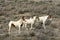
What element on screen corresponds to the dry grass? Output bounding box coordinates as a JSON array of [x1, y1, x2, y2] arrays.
[[0, 0, 60, 40]]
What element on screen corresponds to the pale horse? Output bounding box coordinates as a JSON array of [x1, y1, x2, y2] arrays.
[[38, 15, 52, 29], [23, 16, 39, 30], [8, 16, 25, 34]]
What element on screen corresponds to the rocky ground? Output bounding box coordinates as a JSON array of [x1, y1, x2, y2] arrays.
[[0, 0, 60, 40]]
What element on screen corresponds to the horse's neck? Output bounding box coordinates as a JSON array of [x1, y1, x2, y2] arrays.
[[45, 16, 49, 20], [33, 17, 36, 20]]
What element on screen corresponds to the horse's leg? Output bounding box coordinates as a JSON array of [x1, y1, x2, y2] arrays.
[[21, 23, 24, 30], [19, 25, 21, 33], [43, 21, 46, 29], [9, 24, 11, 34], [30, 24, 33, 30], [25, 24, 28, 30]]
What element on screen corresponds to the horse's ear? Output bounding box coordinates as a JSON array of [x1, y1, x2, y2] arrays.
[[49, 15, 52, 18], [48, 15, 52, 19], [47, 13, 52, 17]]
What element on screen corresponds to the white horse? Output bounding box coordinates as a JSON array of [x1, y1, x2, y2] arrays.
[[39, 15, 52, 29], [23, 16, 39, 30], [8, 16, 25, 34]]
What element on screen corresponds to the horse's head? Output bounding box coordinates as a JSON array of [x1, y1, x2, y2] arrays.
[[47, 15, 52, 21], [33, 16, 39, 22]]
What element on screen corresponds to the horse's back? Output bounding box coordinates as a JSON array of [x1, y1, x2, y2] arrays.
[[39, 16, 48, 22]]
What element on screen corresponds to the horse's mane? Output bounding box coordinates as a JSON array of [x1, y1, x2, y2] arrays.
[[21, 16, 25, 21], [35, 16, 39, 20]]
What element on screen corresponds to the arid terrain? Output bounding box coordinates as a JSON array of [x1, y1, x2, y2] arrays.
[[0, 0, 60, 40]]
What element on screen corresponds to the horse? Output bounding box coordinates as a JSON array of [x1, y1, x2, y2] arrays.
[[23, 16, 39, 30], [38, 15, 52, 29], [8, 16, 25, 34]]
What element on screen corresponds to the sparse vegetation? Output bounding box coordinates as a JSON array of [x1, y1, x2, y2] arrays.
[[0, 0, 60, 40]]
